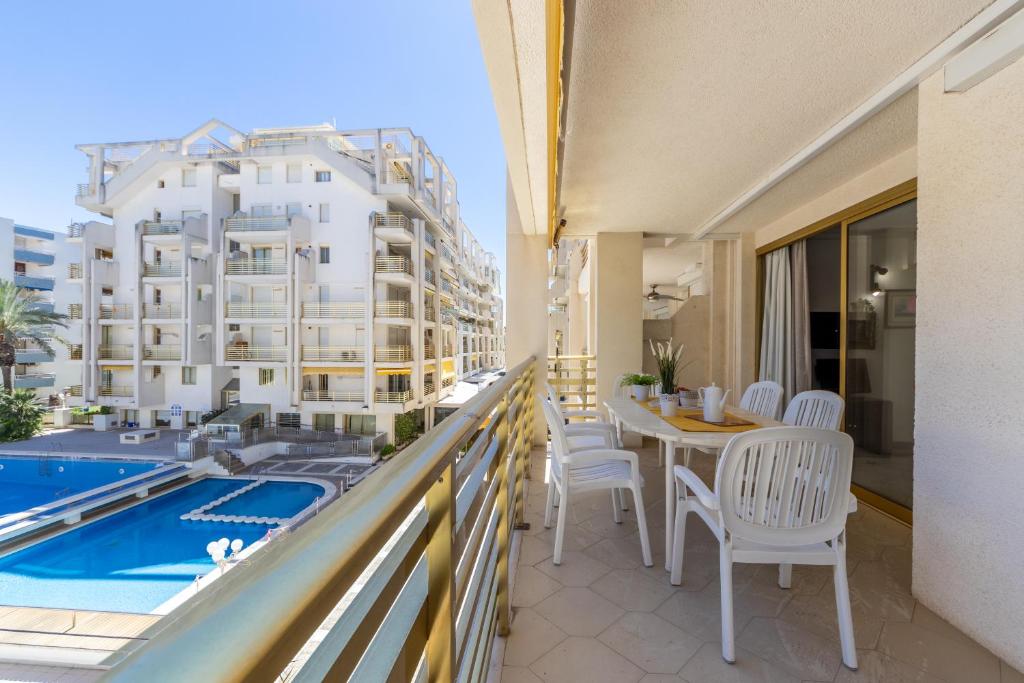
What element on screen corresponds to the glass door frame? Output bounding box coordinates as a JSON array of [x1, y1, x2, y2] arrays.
[[755, 178, 917, 524]]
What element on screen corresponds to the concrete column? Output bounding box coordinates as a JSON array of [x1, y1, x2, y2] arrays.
[[593, 232, 643, 412]]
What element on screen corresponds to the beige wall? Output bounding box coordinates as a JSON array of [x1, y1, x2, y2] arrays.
[[642, 295, 711, 391], [594, 233, 644, 409], [915, 64, 1024, 670]]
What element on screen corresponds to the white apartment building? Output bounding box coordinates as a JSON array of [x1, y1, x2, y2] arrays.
[[71, 120, 504, 441], [0, 217, 80, 400]]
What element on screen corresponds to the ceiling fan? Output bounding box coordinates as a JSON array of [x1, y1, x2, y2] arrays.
[[644, 285, 686, 302]]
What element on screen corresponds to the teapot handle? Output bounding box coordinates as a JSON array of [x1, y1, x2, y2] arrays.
[[722, 389, 731, 404], [698, 387, 705, 401]]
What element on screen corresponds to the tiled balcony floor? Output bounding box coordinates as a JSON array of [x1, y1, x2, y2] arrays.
[[502, 441, 1023, 683]]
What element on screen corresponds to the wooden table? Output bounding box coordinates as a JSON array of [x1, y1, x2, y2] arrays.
[[604, 397, 783, 570]]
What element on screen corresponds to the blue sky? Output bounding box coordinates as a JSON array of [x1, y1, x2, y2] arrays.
[[0, 0, 506, 264]]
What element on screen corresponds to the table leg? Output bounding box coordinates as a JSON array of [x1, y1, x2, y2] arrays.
[[664, 440, 676, 571]]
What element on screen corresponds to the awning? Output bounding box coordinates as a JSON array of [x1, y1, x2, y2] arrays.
[[423, 363, 437, 373], [442, 359, 456, 375], [376, 367, 412, 376], [302, 367, 364, 376]]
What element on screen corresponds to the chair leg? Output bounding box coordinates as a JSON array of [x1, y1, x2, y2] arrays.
[[544, 479, 556, 528], [833, 548, 858, 670], [670, 500, 688, 585], [620, 488, 629, 511], [553, 486, 569, 565], [632, 485, 653, 567], [611, 489, 622, 524], [719, 545, 736, 664], [778, 562, 792, 589]]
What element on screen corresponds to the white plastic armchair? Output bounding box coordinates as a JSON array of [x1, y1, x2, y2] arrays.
[[739, 380, 784, 420], [541, 397, 653, 567], [783, 390, 845, 430], [670, 426, 858, 671]]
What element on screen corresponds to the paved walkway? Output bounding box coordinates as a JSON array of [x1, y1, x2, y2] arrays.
[[0, 428, 186, 460], [500, 442, 1024, 683]]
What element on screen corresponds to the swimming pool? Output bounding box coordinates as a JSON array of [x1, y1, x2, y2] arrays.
[[0, 477, 326, 613], [0, 457, 161, 516]]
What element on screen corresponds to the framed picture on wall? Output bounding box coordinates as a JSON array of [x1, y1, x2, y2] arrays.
[[885, 290, 916, 328]]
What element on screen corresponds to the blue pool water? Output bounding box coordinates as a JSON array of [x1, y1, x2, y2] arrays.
[[211, 481, 326, 518], [0, 457, 160, 516], [0, 478, 325, 613]]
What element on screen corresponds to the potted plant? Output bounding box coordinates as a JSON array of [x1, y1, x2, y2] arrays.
[[91, 405, 119, 431], [649, 338, 690, 416], [621, 373, 657, 401]]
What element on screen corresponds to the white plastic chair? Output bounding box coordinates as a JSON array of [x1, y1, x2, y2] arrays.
[[670, 426, 858, 670], [739, 380, 784, 420], [541, 397, 653, 567], [783, 390, 845, 430]]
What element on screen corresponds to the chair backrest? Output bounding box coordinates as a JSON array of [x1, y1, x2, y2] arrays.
[[715, 426, 854, 546], [739, 381, 784, 420], [540, 395, 571, 480], [545, 382, 562, 414], [783, 390, 844, 430]]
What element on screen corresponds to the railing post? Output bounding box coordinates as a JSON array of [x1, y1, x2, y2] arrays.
[[513, 368, 530, 526], [493, 389, 512, 636], [424, 457, 456, 682]]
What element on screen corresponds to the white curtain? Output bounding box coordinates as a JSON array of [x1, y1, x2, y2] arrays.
[[759, 246, 795, 400], [790, 241, 813, 395]]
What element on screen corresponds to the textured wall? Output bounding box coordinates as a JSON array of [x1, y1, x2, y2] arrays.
[[915, 63, 1024, 669], [594, 233, 643, 408]]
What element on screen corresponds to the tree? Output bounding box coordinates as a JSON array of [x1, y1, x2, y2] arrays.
[[0, 280, 69, 393], [0, 389, 46, 441]]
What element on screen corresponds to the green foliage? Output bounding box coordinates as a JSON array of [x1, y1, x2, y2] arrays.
[[0, 280, 70, 393], [621, 373, 658, 387], [0, 389, 46, 441], [71, 405, 112, 416], [394, 412, 420, 445], [380, 443, 397, 458]]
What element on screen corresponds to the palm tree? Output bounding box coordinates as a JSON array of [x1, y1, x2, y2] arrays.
[[0, 280, 69, 393]]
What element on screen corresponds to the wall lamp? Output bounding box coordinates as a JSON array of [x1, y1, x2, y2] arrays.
[[870, 264, 889, 296]]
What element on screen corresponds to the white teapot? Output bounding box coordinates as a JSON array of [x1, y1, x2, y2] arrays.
[[699, 383, 730, 423]]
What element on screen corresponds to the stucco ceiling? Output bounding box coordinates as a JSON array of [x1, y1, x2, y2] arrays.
[[558, 0, 993, 237]]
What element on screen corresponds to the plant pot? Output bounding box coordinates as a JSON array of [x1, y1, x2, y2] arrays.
[[659, 395, 678, 417], [632, 385, 650, 401], [679, 390, 699, 409]]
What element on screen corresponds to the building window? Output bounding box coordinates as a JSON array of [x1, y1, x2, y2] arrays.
[[319, 203, 330, 223], [157, 180, 166, 189], [277, 412, 300, 429], [286, 202, 301, 218], [259, 368, 275, 386], [314, 170, 331, 183], [228, 323, 240, 332], [257, 166, 272, 184], [287, 163, 302, 183], [181, 366, 197, 385], [319, 246, 330, 264], [182, 168, 197, 187]]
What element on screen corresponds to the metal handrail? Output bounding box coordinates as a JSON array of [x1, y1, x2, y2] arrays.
[[68, 385, 83, 396], [142, 262, 182, 277], [374, 300, 413, 318], [302, 390, 364, 402], [374, 389, 413, 403], [374, 345, 413, 362], [224, 216, 290, 232], [301, 346, 365, 362], [67, 223, 85, 238], [99, 304, 133, 319], [225, 258, 287, 275], [225, 302, 287, 318], [98, 344, 134, 360], [301, 301, 365, 318], [69, 344, 83, 360], [375, 255, 412, 275], [143, 303, 182, 318], [68, 263, 83, 279], [98, 385, 133, 397], [141, 220, 183, 235], [373, 212, 413, 233], [225, 345, 287, 362], [143, 345, 182, 360], [67, 304, 82, 319], [76, 183, 91, 197]]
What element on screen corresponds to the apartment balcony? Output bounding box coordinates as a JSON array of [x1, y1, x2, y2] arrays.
[[374, 389, 413, 404], [301, 301, 365, 319], [98, 344, 134, 360], [15, 346, 52, 364], [14, 274, 54, 291], [14, 247, 55, 266], [424, 230, 437, 250], [301, 390, 364, 403], [68, 384, 83, 397], [99, 304, 133, 321], [69, 344, 83, 360], [26, 302, 54, 314], [424, 343, 437, 360], [13, 373, 55, 389], [67, 304, 82, 320], [225, 345, 287, 362], [423, 380, 436, 395], [140, 219, 208, 243], [68, 262, 83, 280], [66, 222, 85, 239], [142, 262, 182, 278], [225, 258, 288, 277], [373, 212, 414, 243], [374, 345, 413, 362], [223, 215, 290, 233], [425, 306, 437, 322], [374, 255, 413, 279], [225, 302, 287, 319], [98, 385, 133, 397], [374, 300, 413, 319], [142, 303, 182, 319], [143, 344, 182, 361], [441, 375, 455, 388], [302, 346, 365, 363]]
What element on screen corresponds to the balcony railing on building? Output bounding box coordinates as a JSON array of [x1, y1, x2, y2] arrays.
[[374, 389, 413, 403], [374, 255, 412, 276], [141, 220, 184, 236], [68, 304, 82, 320], [226, 258, 287, 276], [547, 355, 598, 412], [302, 390, 364, 403], [98, 344, 134, 360], [373, 212, 413, 234], [425, 306, 437, 322], [224, 216, 290, 232], [14, 274, 55, 290], [302, 346, 365, 363], [225, 302, 287, 318], [442, 375, 455, 388], [143, 303, 182, 318], [69, 344, 83, 360], [13, 373, 56, 389], [143, 345, 182, 361], [75, 183, 91, 198], [424, 343, 437, 360], [301, 301, 365, 319], [98, 385, 133, 397], [423, 380, 436, 395], [68, 384, 83, 397], [374, 300, 413, 318], [68, 263, 83, 279], [99, 304, 133, 320], [424, 231, 437, 249], [67, 223, 85, 239], [225, 345, 287, 362], [374, 345, 413, 362], [142, 262, 182, 277]]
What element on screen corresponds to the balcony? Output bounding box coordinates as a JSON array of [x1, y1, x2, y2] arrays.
[[14, 274, 55, 291], [301, 301, 365, 319], [15, 346, 52, 363], [13, 373, 55, 389], [68, 263, 83, 280], [442, 375, 455, 388], [98, 344, 134, 360], [68, 384, 83, 397], [67, 223, 85, 239], [424, 231, 437, 249], [302, 346, 365, 362], [424, 343, 437, 360], [27, 302, 54, 314], [374, 389, 413, 403], [141, 220, 185, 236], [142, 262, 182, 278], [425, 268, 437, 287], [14, 247, 55, 266], [143, 303, 182, 319], [69, 344, 83, 360], [99, 303, 133, 320], [143, 344, 182, 361], [225, 345, 287, 362], [225, 258, 287, 276], [373, 212, 414, 243], [425, 306, 437, 322], [374, 345, 413, 362], [374, 255, 413, 276], [98, 385, 133, 397], [301, 390, 364, 403], [223, 215, 290, 232], [423, 380, 435, 395], [67, 304, 82, 320], [225, 302, 286, 318], [374, 300, 413, 319]]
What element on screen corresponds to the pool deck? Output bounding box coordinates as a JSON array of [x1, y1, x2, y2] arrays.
[[0, 428, 186, 461]]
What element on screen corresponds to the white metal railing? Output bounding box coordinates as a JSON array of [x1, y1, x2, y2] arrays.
[[99, 304, 133, 319], [68, 304, 82, 319], [373, 212, 413, 234], [98, 385, 133, 397], [68, 263, 83, 279], [68, 384, 83, 396], [225, 345, 287, 362], [67, 223, 85, 238], [302, 346, 365, 362], [69, 344, 83, 360], [225, 302, 287, 318], [143, 303, 182, 318], [142, 262, 182, 277], [302, 390, 364, 403], [226, 258, 287, 276], [375, 345, 413, 362], [76, 183, 91, 197], [374, 389, 413, 404], [375, 300, 413, 318], [141, 220, 183, 236], [224, 216, 290, 232], [301, 301, 365, 318], [375, 256, 412, 276], [143, 345, 182, 360], [98, 345, 134, 360]]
